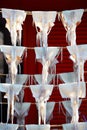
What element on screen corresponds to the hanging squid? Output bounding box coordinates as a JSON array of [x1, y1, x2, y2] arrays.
[[42, 56, 51, 84], [62, 100, 82, 123], [2, 8, 26, 46], [6, 74, 28, 103], [14, 102, 31, 130], [0, 83, 23, 123], [36, 101, 55, 124], [71, 97, 79, 123], [0, 45, 26, 84], [37, 87, 53, 124], [58, 9, 84, 45], [34, 47, 61, 84], [59, 82, 86, 123], [32, 11, 57, 47], [67, 44, 87, 82], [30, 85, 54, 124]]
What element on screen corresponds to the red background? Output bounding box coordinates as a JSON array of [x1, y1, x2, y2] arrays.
[[0, 1, 87, 129]]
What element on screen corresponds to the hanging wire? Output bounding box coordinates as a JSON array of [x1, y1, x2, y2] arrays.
[[1, 8, 87, 16]]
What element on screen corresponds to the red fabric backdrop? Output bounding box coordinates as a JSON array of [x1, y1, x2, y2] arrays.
[[0, 1, 87, 129], [22, 11, 87, 128]]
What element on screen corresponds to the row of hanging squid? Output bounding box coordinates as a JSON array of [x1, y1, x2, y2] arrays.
[[2, 8, 84, 47], [0, 8, 87, 130]]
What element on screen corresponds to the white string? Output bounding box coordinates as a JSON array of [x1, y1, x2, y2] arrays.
[[61, 47, 63, 62], [57, 74, 59, 85], [33, 75, 38, 84], [31, 75, 33, 85], [59, 102, 66, 116]]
